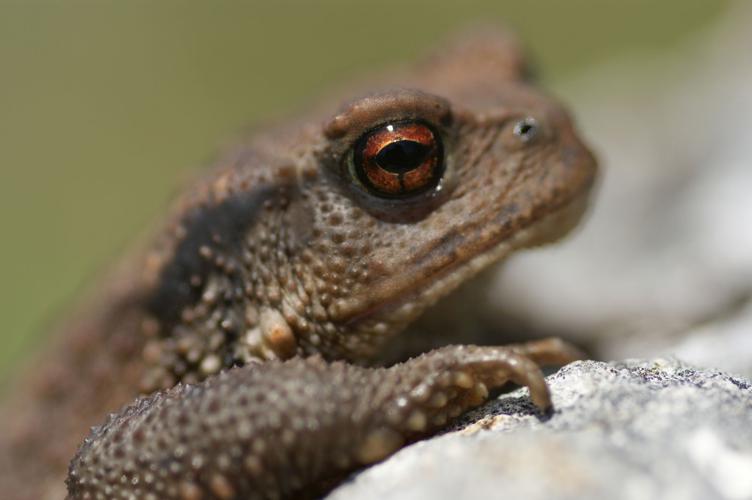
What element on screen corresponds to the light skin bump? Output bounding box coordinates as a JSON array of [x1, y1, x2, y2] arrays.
[[453, 371, 474, 389], [355, 428, 405, 465], [209, 473, 235, 499], [406, 410, 428, 432], [428, 391, 448, 408]]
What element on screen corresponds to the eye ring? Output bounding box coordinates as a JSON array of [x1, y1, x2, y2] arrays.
[[352, 121, 444, 198]]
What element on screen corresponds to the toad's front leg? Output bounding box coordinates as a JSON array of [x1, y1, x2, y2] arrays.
[[66, 340, 581, 500]]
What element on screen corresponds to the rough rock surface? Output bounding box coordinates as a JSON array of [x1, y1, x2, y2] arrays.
[[327, 359, 752, 500]]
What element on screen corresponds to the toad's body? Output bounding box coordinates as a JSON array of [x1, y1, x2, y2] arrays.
[[0, 31, 596, 499]]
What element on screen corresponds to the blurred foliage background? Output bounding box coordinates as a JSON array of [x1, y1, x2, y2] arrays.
[[0, 0, 730, 386]]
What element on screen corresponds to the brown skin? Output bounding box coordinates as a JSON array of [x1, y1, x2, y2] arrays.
[[0, 30, 596, 500]]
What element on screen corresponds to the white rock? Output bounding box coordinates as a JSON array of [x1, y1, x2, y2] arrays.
[[328, 359, 752, 500]]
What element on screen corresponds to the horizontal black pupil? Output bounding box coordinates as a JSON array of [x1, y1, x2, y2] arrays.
[[375, 140, 430, 173]]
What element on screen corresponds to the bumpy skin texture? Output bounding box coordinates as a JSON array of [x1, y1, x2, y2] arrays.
[[67, 341, 582, 500], [0, 30, 597, 500]]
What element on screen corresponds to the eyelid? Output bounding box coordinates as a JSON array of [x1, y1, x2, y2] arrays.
[[324, 89, 452, 141]]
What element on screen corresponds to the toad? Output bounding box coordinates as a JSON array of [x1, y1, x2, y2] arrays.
[[0, 30, 597, 500]]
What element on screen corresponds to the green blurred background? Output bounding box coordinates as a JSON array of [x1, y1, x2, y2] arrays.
[[0, 0, 730, 387]]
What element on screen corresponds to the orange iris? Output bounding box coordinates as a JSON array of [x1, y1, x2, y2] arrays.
[[354, 121, 442, 197]]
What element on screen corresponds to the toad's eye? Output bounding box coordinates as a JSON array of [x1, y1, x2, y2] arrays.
[[353, 121, 443, 197]]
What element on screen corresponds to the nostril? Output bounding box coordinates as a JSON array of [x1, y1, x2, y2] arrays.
[[513, 117, 539, 143]]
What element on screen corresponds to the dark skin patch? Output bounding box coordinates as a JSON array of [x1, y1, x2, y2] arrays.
[[147, 185, 281, 326]]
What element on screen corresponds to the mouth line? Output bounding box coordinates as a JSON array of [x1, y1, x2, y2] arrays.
[[340, 190, 591, 326]]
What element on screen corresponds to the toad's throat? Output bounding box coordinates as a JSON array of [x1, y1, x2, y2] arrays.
[[337, 192, 590, 328]]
